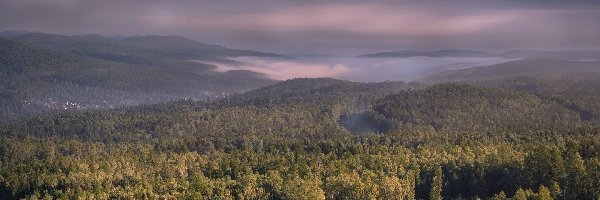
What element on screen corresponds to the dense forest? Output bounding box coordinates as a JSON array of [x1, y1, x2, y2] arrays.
[[0, 33, 280, 121], [3, 0, 600, 198], [1, 75, 600, 199]]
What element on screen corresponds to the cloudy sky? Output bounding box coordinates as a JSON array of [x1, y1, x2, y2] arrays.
[[1, 0, 600, 55]]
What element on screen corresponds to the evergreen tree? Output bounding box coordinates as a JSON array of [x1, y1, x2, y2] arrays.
[[514, 188, 528, 200], [430, 166, 443, 200], [549, 182, 561, 200], [491, 191, 507, 200], [537, 185, 553, 200], [565, 152, 587, 199]]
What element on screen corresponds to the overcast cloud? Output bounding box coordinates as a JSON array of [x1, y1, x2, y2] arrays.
[[1, 0, 599, 55]]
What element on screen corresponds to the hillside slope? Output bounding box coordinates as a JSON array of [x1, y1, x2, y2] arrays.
[[500, 50, 600, 60], [423, 58, 600, 83], [372, 84, 582, 132], [0, 34, 279, 121], [358, 49, 496, 58]]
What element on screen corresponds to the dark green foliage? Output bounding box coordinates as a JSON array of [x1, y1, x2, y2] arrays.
[[226, 78, 412, 106], [430, 166, 443, 200], [0, 77, 599, 199], [373, 84, 581, 132], [523, 146, 565, 188], [497, 76, 600, 124]]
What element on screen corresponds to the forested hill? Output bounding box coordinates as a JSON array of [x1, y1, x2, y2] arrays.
[[358, 49, 600, 59], [357, 49, 496, 58], [497, 76, 600, 123], [1, 78, 600, 199], [423, 58, 600, 83], [1, 34, 599, 200], [3, 78, 596, 139], [13, 33, 283, 63], [372, 84, 581, 132], [223, 78, 417, 106], [0, 34, 281, 121], [500, 50, 600, 60]]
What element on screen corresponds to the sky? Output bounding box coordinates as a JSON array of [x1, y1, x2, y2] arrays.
[[1, 0, 600, 55]]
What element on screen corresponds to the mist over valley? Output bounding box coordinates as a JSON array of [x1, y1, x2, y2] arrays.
[[2, 1, 600, 199]]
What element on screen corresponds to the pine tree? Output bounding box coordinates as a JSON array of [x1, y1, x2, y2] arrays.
[[514, 188, 528, 200], [549, 182, 561, 200], [565, 152, 586, 199], [405, 170, 416, 200], [491, 191, 507, 200], [537, 185, 553, 200], [430, 166, 443, 200]]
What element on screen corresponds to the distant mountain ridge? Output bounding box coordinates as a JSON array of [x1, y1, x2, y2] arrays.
[[358, 49, 600, 60], [358, 49, 496, 58], [0, 31, 31, 38], [500, 50, 600, 60], [13, 33, 285, 60], [423, 58, 600, 83]]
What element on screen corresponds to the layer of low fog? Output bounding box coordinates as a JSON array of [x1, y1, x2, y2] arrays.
[[205, 56, 515, 82]]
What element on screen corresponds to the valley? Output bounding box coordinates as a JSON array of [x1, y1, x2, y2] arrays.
[[4, 0, 600, 199]]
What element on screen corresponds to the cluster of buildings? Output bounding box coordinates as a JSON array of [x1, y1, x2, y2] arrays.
[[24, 98, 111, 111]]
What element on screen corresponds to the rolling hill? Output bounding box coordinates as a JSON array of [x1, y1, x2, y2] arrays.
[[372, 84, 582, 132], [357, 49, 496, 58], [422, 58, 600, 83], [0, 33, 281, 121], [226, 78, 415, 106], [358, 49, 600, 60], [500, 50, 600, 60], [2, 77, 600, 199]]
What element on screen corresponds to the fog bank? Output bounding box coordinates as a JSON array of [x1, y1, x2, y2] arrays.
[[209, 56, 515, 82]]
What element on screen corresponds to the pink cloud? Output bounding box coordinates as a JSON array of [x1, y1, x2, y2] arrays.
[[146, 4, 516, 37]]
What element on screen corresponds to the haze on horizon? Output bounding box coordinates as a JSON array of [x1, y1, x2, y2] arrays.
[[1, 0, 600, 55]]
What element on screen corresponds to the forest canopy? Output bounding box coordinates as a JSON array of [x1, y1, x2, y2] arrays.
[[1, 76, 600, 199]]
